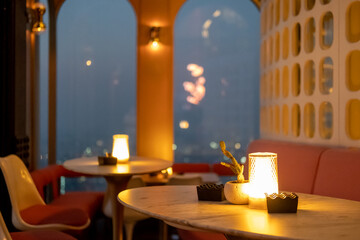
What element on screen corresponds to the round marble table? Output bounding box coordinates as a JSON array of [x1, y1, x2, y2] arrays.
[[64, 156, 172, 240], [118, 185, 360, 240]]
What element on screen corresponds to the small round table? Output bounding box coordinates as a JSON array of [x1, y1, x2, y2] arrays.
[[64, 156, 172, 240]]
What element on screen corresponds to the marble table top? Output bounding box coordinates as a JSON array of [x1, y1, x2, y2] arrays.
[[118, 185, 360, 240], [64, 156, 172, 177]]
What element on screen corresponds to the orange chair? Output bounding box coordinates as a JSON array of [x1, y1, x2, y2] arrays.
[[0, 155, 90, 232]]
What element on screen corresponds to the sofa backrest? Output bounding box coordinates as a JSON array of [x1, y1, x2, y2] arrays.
[[313, 148, 360, 201], [247, 139, 328, 193]]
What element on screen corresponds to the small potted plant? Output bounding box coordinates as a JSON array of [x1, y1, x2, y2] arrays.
[[220, 141, 249, 204]]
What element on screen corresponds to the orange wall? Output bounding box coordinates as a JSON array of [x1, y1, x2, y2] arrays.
[[129, 0, 186, 161]]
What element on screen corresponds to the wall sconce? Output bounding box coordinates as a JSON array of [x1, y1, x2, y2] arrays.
[[112, 134, 130, 163], [27, 3, 46, 33], [149, 27, 160, 49], [248, 152, 278, 209]]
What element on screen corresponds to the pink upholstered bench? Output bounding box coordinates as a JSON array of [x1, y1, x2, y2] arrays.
[[247, 139, 329, 193], [313, 148, 360, 201]]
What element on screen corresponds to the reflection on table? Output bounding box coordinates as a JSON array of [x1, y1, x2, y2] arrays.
[[64, 156, 172, 240], [118, 185, 360, 240]]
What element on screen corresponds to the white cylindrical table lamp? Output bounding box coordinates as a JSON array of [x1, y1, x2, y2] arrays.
[[248, 152, 278, 209], [112, 134, 130, 163]]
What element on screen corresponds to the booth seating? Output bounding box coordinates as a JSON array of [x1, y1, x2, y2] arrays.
[[313, 148, 360, 201], [246, 139, 329, 194], [247, 139, 360, 201], [30, 164, 104, 221]]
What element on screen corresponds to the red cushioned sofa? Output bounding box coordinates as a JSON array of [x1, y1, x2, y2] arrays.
[[30, 165, 104, 220]]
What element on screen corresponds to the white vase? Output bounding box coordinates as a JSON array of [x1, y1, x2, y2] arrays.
[[224, 180, 249, 204]]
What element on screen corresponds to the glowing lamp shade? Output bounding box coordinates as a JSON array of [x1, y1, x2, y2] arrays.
[[112, 134, 130, 163], [248, 152, 278, 209]]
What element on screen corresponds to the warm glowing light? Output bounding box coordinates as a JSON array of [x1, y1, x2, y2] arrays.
[[184, 64, 206, 105], [151, 40, 159, 49], [179, 120, 189, 129], [235, 143, 241, 149], [31, 3, 46, 34], [112, 134, 130, 163], [203, 19, 212, 29], [187, 64, 204, 77], [149, 26, 160, 50], [197, 77, 206, 85], [248, 152, 278, 209], [202, 30, 209, 38], [86, 60, 92, 66], [213, 10, 221, 18], [115, 164, 130, 173], [167, 167, 173, 176]]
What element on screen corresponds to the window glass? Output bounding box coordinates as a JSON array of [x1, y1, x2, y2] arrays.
[[319, 56, 333, 94], [54, 0, 136, 191], [320, 12, 333, 49], [39, 0, 49, 168], [174, 0, 260, 164], [319, 102, 333, 139]]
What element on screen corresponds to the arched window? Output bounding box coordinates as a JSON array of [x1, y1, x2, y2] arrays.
[[174, 0, 260, 164], [39, 0, 136, 191]]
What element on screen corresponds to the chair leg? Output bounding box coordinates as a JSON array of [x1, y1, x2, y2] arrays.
[[124, 222, 135, 240]]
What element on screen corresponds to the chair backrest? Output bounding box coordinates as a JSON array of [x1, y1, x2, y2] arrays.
[[0, 155, 45, 226], [0, 212, 12, 240]]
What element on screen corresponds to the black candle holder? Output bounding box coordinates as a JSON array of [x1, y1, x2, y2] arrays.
[[197, 183, 225, 201], [98, 156, 117, 165], [266, 192, 298, 213]]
